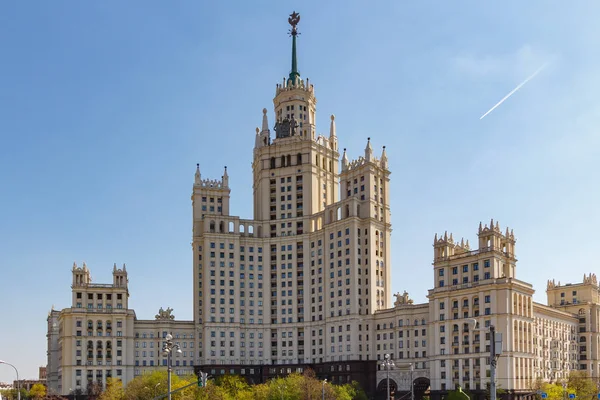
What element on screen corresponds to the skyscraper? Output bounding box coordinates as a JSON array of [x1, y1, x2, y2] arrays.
[[191, 11, 390, 392]]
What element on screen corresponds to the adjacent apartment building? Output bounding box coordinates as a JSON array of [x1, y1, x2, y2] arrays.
[[47, 13, 600, 400]]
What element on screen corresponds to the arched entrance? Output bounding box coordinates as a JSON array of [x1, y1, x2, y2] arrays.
[[413, 377, 430, 400], [377, 378, 398, 399]]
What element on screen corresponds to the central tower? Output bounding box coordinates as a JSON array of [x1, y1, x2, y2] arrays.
[[252, 13, 339, 236], [192, 12, 391, 387]]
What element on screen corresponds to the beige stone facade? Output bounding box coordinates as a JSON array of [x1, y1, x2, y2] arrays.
[[191, 72, 391, 371], [46, 264, 194, 395], [46, 14, 600, 400], [546, 274, 600, 375]]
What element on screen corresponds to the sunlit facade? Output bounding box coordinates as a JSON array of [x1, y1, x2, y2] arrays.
[[46, 13, 600, 400]]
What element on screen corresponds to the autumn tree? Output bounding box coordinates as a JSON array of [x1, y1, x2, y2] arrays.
[[29, 383, 47, 399], [99, 377, 124, 400], [122, 370, 196, 400], [215, 374, 250, 399], [567, 371, 597, 400], [540, 383, 565, 400]]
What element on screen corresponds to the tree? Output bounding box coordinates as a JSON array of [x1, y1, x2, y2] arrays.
[[567, 371, 597, 400], [540, 383, 564, 400], [196, 381, 228, 400], [87, 381, 103, 400], [215, 374, 250, 399], [29, 383, 47, 399], [99, 378, 124, 400]]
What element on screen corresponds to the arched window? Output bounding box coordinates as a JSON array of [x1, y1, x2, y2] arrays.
[[297, 153, 302, 165], [270, 157, 276, 169], [228, 221, 234, 233], [316, 155, 319, 167], [287, 154, 291, 167], [219, 221, 224, 233], [281, 155, 286, 167]]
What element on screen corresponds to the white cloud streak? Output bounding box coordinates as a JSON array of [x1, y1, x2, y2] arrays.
[[479, 62, 549, 120]]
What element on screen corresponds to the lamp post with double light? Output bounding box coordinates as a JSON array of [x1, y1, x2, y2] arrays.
[[0, 360, 20, 400], [381, 353, 395, 400], [162, 333, 182, 400], [322, 378, 327, 400]]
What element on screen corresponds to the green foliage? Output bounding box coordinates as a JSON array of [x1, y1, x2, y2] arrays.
[[447, 387, 471, 400], [568, 370, 597, 400], [0, 388, 28, 400], [97, 368, 366, 400], [121, 369, 198, 400], [540, 383, 565, 400]]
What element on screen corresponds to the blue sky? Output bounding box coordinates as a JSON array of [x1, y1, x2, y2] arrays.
[[1, 1, 599, 382]]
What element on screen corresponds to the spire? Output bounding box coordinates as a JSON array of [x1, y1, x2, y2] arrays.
[[223, 166, 229, 187], [288, 11, 301, 85], [479, 221, 483, 233], [113, 263, 117, 272], [194, 164, 201, 184], [381, 146, 388, 169], [72, 261, 77, 270], [365, 137, 373, 161], [261, 108, 269, 132], [329, 114, 336, 138], [341, 148, 349, 171], [122, 263, 127, 272]]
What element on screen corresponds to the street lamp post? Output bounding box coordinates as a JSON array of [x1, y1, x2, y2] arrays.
[[381, 353, 395, 400], [469, 320, 502, 400], [0, 360, 20, 400], [410, 363, 414, 400], [162, 333, 182, 400], [490, 325, 497, 400], [322, 378, 327, 400]]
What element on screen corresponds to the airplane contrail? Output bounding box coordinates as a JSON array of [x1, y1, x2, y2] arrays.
[[480, 62, 549, 120]]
